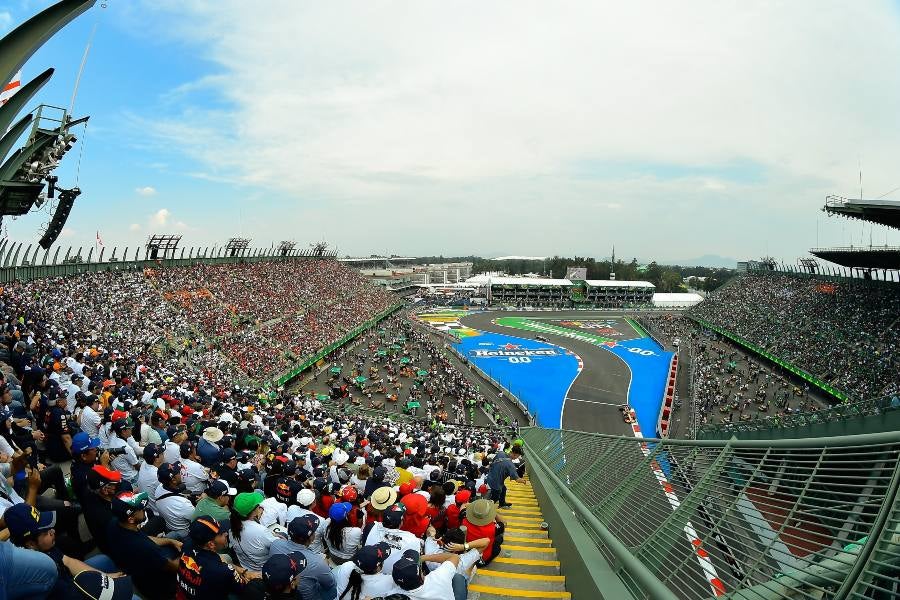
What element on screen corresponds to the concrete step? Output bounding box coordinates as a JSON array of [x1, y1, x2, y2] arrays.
[[475, 569, 566, 590], [503, 528, 548, 538], [502, 547, 558, 561], [469, 583, 571, 599], [504, 535, 552, 545], [489, 556, 561, 575]]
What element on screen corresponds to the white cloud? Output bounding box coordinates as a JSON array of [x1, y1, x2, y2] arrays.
[[152, 208, 171, 226], [135, 186, 157, 196], [137, 0, 900, 259], [129, 223, 142, 232], [0, 12, 12, 33], [60, 228, 75, 239]]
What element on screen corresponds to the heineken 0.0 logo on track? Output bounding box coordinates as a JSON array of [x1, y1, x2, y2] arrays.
[[470, 342, 560, 363]]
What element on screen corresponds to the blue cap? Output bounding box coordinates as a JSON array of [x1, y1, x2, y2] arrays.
[[382, 502, 406, 528], [2, 503, 57, 541], [328, 501, 352, 522], [352, 542, 392, 574], [157, 462, 182, 484], [71, 432, 102, 455], [391, 549, 424, 590], [262, 552, 307, 589], [287, 514, 319, 540], [188, 516, 231, 545], [72, 571, 134, 600], [142, 443, 163, 463]]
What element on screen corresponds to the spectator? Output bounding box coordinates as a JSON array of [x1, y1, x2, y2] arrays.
[[175, 516, 255, 599], [391, 548, 466, 600], [485, 444, 525, 508], [155, 462, 195, 539], [230, 492, 279, 572], [268, 515, 337, 600], [105, 491, 182, 600], [193, 479, 236, 522], [324, 502, 362, 564], [332, 542, 397, 599]]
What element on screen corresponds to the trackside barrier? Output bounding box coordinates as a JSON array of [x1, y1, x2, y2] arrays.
[[448, 347, 536, 426], [656, 353, 678, 437], [519, 426, 900, 600], [273, 303, 403, 387]]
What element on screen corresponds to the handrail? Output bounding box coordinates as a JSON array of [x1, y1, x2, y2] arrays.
[[698, 393, 900, 437], [519, 425, 900, 600], [522, 433, 681, 600]]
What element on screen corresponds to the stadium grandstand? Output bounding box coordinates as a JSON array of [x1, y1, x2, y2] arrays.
[[1, 4, 899, 600], [467, 274, 656, 308]]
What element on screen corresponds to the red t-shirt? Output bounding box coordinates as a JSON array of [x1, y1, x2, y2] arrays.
[[311, 495, 334, 519], [463, 519, 498, 561]]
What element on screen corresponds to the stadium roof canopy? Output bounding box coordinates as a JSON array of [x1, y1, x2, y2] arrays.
[[652, 292, 704, 307], [824, 196, 900, 230], [586, 279, 655, 288], [809, 247, 900, 270], [484, 276, 573, 286]]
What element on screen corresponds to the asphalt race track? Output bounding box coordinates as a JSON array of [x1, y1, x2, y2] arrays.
[[460, 311, 641, 436]]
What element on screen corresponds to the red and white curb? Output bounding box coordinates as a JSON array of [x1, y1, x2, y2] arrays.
[[628, 411, 726, 597]]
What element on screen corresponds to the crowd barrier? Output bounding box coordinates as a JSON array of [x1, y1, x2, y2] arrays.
[[272, 303, 404, 387], [656, 352, 678, 437]]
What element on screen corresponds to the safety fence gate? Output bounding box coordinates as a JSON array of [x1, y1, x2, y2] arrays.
[[519, 427, 900, 600]]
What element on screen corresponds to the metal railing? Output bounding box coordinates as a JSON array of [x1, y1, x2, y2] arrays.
[[697, 394, 900, 437], [520, 427, 900, 600]]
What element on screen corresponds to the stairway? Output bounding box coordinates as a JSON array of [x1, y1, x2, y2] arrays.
[[468, 478, 571, 599]]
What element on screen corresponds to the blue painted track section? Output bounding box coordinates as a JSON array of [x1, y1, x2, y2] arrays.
[[454, 332, 580, 428], [603, 337, 674, 437]]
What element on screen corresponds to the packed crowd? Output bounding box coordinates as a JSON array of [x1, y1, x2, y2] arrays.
[[690, 273, 900, 401], [644, 314, 827, 432], [1, 259, 396, 384], [307, 315, 517, 430], [0, 260, 524, 600]]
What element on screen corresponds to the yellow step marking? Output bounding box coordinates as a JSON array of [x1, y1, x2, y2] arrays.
[[477, 569, 564, 582], [501, 511, 543, 518], [493, 556, 561, 567], [468, 584, 571, 598], [505, 536, 552, 544], [503, 545, 557, 553], [502, 516, 545, 523], [505, 525, 547, 532]]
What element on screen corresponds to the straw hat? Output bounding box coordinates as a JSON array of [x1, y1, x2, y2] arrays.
[[202, 427, 224, 443]]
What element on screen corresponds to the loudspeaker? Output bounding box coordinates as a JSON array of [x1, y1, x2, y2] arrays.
[[38, 187, 79, 249]]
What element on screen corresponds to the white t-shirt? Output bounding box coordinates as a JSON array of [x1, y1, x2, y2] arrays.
[[79, 405, 101, 438], [323, 521, 363, 560], [259, 497, 287, 528], [181, 458, 208, 495], [401, 560, 457, 600], [284, 506, 326, 554], [163, 441, 181, 465], [154, 486, 194, 533], [230, 520, 278, 572], [424, 537, 480, 580], [108, 436, 139, 482], [363, 522, 422, 575], [136, 463, 161, 511], [332, 563, 398, 599]]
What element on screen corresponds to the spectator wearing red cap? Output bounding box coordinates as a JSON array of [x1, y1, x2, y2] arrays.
[[399, 493, 430, 538], [446, 489, 471, 530]]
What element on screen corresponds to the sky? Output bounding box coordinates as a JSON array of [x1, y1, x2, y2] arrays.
[[2, 0, 900, 264]]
